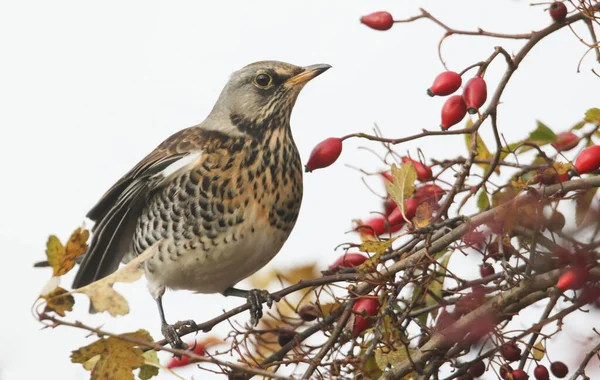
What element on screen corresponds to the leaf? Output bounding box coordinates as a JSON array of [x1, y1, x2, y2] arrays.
[[532, 340, 545, 361], [41, 287, 74, 316], [584, 108, 600, 125], [278, 264, 319, 285], [425, 253, 452, 316], [477, 190, 490, 212], [465, 132, 494, 172], [576, 188, 598, 226], [374, 346, 414, 370], [571, 120, 587, 130], [74, 243, 157, 316], [413, 203, 433, 228], [71, 329, 153, 380], [359, 237, 398, 271], [46, 228, 90, 277], [139, 350, 159, 380], [385, 163, 417, 220], [361, 355, 382, 379], [528, 121, 558, 145]]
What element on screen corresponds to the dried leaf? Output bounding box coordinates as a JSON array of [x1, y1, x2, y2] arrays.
[[71, 329, 153, 380], [477, 190, 490, 211], [576, 188, 598, 226], [532, 340, 545, 361], [413, 203, 432, 228], [46, 228, 90, 277], [584, 108, 600, 124], [139, 350, 159, 380], [385, 163, 417, 220], [42, 287, 74, 316], [74, 244, 157, 316]]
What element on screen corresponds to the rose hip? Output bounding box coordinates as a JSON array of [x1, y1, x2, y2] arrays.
[[441, 95, 467, 129], [427, 71, 462, 97]]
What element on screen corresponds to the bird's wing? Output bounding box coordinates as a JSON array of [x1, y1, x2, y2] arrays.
[[72, 127, 206, 288]]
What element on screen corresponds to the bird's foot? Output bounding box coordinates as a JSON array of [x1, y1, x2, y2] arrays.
[[161, 320, 196, 350], [247, 289, 275, 326]]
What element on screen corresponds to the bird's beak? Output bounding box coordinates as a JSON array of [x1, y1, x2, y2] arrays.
[[285, 63, 332, 86]]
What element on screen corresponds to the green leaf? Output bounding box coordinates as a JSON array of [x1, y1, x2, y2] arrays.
[[139, 350, 159, 380], [385, 163, 417, 221], [571, 120, 587, 130], [477, 190, 490, 212], [465, 132, 495, 173], [584, 108, 600, 125], [576, 188, 598, 226], [528, 121, 558, 145]]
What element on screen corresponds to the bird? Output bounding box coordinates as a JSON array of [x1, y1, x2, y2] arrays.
[[71, 60, 331, 348]]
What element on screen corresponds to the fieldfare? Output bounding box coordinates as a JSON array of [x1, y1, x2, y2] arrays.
[[71, 61, 331, 348]]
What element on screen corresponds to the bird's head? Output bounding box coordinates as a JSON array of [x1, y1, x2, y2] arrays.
[[209, 61, 331, 138]]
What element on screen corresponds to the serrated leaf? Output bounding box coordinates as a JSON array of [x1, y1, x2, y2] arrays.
[[576, 188, 598, 226], [359, 237, 398, 271], [413, 203, 433, 228], [139, 350, 159, 380], [46, 228, 90, 277], [385, 163, 417, 220], [528, 121, 558, 145], [571, 120, 587, 130], [477, 190, 490, 211], [532, 340, 545, 361], [74, 243, 157, 316], [72, 329, 153, 380], [41, 287, 74, 316], [584, 108, 600, 124]]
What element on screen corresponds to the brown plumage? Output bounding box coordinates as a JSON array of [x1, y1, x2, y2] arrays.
[[71, 61, 330, 348]]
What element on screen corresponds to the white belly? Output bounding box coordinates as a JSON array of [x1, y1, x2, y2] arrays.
[[144, 223, 287, 295]]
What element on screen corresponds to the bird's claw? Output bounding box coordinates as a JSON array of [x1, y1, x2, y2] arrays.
[[247, 289, 278, 326], [161, 323, 189, 350]]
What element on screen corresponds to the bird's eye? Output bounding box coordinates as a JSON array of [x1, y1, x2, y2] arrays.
[[254, 73, 272, 88]]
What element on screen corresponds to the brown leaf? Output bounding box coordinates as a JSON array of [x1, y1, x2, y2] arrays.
[[74, 244, 157, 316], [42, 287, 74, 316], [71, 329, 153, 380], [413, 203, 433, 228], [46, 228, 90, 277]]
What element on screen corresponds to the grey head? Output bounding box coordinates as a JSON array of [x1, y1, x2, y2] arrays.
[[205, 61, 331, 138]]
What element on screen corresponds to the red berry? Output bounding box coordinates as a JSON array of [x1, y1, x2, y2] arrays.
[[552, 131, 579, 151], [463, 77, 487, 114], [352, 297, 379, 336], [298, 305, 319, 321], [557, 266, 589, 291], [414, 184, 445, 202], [305, 137, 343, 172], [427, 71, 462, 97], [468, 360, 486, 377], [166, 341, 208, 368], [360, 11, 394, 31], [500, 364, 513, 379], [512, 369, 529, 380], [441, 95, 467, 129], [402, 157, 433, 181], [356, 217, 402, 236], [549, 2, 567, 22], [381, 171, 394, 183], [480, 263, 495, 277], [387, 198, 418, 225], [534, 365, 550, 380], [550, 361, 569, 378], [574, 145, 600, 174], [500, 342, 522, 362], [328, 253, 368, 271]]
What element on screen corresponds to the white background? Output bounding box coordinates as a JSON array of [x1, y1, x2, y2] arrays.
[[1, 0, 599, 379]]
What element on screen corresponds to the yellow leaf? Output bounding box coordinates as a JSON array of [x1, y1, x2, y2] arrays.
[[83, 355, 100, 371], [139, 350, 160, 380], [552, 162, 572, 175], [41, 287, 75, 317], [359, 237, 398, 271], [46, 228, 90, 277], [576, 188, 598, 226], [318, 302, 341, 317], [465, 131, 494, 173], [532, 340, 545, 361], [71, 329, 153, 380], [74, 243, 157, 316], [374, 345, 413, 370], [278, 264, 318, 284], [413, 203, 432, 228], [354, 219, 378, 243], [248, 268, 278, 289], [385, 163, 417, 220]]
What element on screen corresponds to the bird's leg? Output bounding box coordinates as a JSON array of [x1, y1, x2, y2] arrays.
[[223, 287, 280, 326], [156, 296, 196, 350]]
